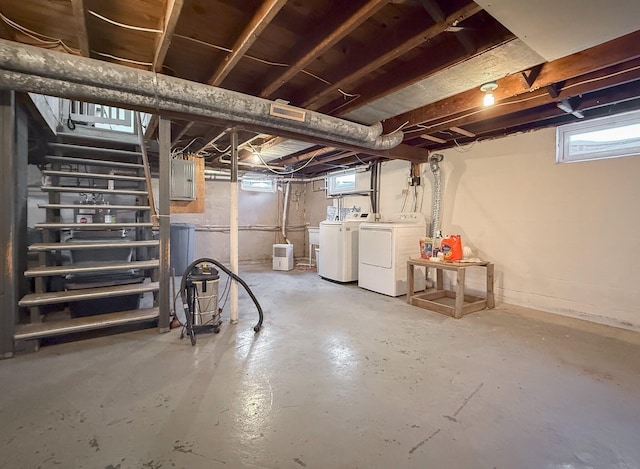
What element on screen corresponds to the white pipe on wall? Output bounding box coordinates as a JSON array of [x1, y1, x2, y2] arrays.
[[230, 130, 239, 324]]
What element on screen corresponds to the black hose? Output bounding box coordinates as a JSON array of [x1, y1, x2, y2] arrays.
[[180, 258, 263, 332]]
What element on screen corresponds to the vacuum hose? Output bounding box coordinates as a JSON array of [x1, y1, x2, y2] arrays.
[[180, 257, 263, 333]]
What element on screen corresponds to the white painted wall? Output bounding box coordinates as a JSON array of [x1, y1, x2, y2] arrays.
[[436, 127, 640, 331], [165, 179, 309, 264], [319, 128, 640, 331]]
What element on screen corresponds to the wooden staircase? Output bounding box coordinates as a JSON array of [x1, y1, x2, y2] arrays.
[[16, 133, 160, 343]]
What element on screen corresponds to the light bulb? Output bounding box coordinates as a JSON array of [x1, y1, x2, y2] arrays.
[[480, 81, 498, 107], [483, 92, 495, 107]]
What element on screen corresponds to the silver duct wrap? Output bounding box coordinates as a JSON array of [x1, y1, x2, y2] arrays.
[[282, 181, 291, 244], [429, 154, 444, 239]]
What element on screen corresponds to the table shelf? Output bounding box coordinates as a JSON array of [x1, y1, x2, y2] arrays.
[[407, 258, 495, 319]]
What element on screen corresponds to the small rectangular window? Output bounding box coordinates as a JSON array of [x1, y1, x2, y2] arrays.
[[241, 175, 275, 193], [557, 109, 640, 163], [327, 170, 360, 195]]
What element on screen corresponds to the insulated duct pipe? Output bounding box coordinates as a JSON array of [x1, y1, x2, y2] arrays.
[[282, 181, 291, 244], [0, 40, 403, 150], [429, 153, 444, 239]]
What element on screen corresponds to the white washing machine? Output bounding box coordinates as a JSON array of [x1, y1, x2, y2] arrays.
[[319, 212, 372, 282], [358, 212, 427, 296]]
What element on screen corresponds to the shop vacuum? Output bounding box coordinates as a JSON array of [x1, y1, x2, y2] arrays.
[[179, 258, 263, 346]]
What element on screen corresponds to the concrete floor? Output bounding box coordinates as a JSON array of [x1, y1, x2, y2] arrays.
[[1, 263, 640, 469]]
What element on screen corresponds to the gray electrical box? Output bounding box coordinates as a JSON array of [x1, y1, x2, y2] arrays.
[[171, 159, 196, 200]]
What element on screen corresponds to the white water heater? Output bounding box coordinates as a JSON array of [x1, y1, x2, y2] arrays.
[[273, 243, 294, 271]]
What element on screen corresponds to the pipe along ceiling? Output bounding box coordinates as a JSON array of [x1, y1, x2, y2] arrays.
[[0, 40, 403, 152]]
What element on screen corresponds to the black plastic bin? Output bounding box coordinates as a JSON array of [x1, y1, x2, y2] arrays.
[[65, 273, 144, 317]]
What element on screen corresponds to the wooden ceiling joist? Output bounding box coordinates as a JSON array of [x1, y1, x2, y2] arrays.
[[153, 0, 184, 72], [450, 126, 475, 137], [276, 146, 339, 166], [70, 0, 90, 57], [171, 121, 194, 146], [420, 134, 446, 144], [406, 56, 640, 137], [259, 0, 390, 98], [208, 0, 286, 86], [300, 2, 482, 109], [384, 29, 640, 133], [321, 32, 514, 117]]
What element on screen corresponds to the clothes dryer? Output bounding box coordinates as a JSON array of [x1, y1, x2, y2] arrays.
[[358, 212, 427, 296]]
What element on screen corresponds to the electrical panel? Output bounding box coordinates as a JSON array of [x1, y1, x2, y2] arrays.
[[171, 159, 196, 201]]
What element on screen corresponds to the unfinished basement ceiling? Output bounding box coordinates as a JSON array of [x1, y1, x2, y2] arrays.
[[475, 0, 640, 61], [0, 0, 639, 176]]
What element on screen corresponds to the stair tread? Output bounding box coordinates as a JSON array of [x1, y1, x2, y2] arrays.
[[46, 155, 144, 169], [42, 170, 145, 181], [19, 281, 160, 306], [41, 186, 148, 195], [38, 203, 151, 210], [29, 240, 159, 252], [35, 222, 153, 229], [49, 142, 142, 157], [25, 259, 159, 277], [14, 307, 159, 340]]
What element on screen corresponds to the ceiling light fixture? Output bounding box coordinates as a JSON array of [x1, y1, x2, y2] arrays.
[[480, 82, 498, 107]]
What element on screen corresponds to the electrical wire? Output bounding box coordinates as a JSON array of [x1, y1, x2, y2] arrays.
[[251, 148, 324, 175], [173, 34, 354, 101], [87, 10, 163, 34], [452, 138, 478, 153], [0, 12, 81, 55], [91, 50, 153, 66], [385, 120, 409, 135]]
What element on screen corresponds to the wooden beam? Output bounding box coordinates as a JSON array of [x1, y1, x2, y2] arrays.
[[144, 115, 159, 139], [420, 0, 476, 53], [171, 121, 194, 146], [450, 126, 475, 137], [384, 29, 640, 133], [303, 151, 360, 168], [407, 57, 640, 136], [276, 146, 339, 166], [320, 34, 513, 116], [154, 0, 184, 72], [259, 0, 390, 98], [208, 0, 286, 86], [460, 82, 640, 140], [71, 0, 90, 57], [300, 3, 482, 108], [420, 134, 446, 144]]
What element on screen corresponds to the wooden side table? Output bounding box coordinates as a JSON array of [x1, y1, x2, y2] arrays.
[[406, 258, 495, 319]]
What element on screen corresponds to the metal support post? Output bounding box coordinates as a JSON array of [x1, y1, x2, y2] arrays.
[[158, 117, 171, 331]]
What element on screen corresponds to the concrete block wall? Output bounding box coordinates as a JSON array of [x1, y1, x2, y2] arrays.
[[165, 179, 315, 264]]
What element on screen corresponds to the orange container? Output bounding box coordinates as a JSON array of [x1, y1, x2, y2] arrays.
[[441, 235, 463, 261]]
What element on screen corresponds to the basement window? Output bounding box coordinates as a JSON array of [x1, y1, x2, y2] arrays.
[[241, 174, 276, 193], [327, 171, 356, 195], [556, 109, 640, 163]]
